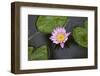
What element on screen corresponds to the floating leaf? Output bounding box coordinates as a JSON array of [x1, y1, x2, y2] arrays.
[[84, 21, 88, 30], [36, 16, 68, 33], [28, 47, 34, 60], [28, 46, 48, 60], [72, 27, 88, 48]]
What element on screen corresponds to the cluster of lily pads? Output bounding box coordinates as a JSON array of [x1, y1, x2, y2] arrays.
[[28, 16, 88, 60]]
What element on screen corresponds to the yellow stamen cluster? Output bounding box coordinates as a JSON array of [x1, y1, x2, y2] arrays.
[[56, 33, 65, 42]]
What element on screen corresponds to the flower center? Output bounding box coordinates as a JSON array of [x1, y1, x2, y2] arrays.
[[56, 33, 65, 42]]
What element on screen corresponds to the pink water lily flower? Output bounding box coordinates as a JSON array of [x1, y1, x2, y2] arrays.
[[50, 27, 71, 48]]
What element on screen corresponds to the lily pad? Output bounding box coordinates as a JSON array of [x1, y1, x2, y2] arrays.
[[84, 21, 88, 30], [28, 45, 48, 60], [28, 47, 34, 60], [36, 16, 68, 33], [72, 27, 88, 48]]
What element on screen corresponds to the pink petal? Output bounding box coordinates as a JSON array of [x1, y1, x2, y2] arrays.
[[50, 36, 56, 41], [50, 36, 59, 44], [53, 40, 59, 44], [52, 32, 57, 37], [53, 29, 58, 34], [63, 37, 68, 42], [56, 27, 60, 32], [59, 28, 63, 32], [60, 43, 64, 48], [60, 28, 66, 33], [62, 27, 66, 32], [49, 36, 54, 39], [66, 32, 71, 36]]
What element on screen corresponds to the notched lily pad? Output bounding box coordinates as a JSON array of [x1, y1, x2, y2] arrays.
[[36, 16, 68, 33], [72, 27, 88, 48], [28, 45, 48, 60]]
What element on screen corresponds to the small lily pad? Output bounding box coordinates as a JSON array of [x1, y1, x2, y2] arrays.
[[36, 16, 68, 33], [72, 27, 88, 48], [28, 45, 48, 60]]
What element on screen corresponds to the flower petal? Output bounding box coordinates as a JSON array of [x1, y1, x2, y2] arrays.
[[63, 37, 68, 43], [66, 32, 71, 36], [50, 36, 56, 41], [60, 43, 64, 48], [52, 32, 57, 37], [53, 40, 59, 44]]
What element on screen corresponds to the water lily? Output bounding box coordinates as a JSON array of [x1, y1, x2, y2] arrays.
[[50, 27, 71, 48]]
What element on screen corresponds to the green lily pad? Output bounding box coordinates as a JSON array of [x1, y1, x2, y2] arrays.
[[36, 16, 68, 33], [84, 21, 88, 30], [28, 45, 48, 60], [72, 27, 88, 48], [28, 47, 34, 60]]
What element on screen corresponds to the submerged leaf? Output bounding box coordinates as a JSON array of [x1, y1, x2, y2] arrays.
[[36, 16, 68, 33]]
